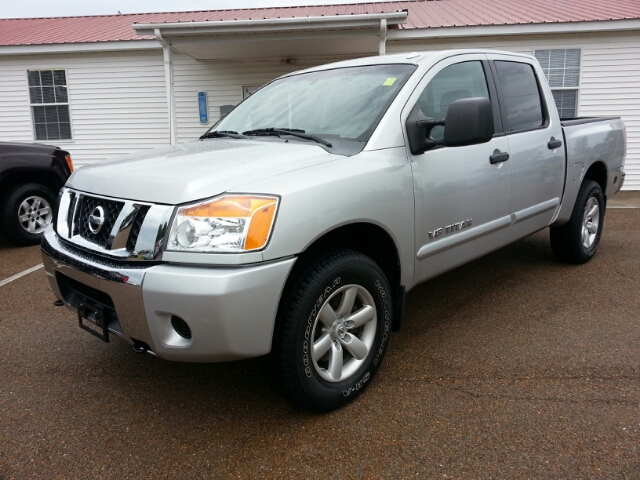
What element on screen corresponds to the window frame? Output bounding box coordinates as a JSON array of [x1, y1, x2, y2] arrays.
[[26, 67, 74, 143], [489, 59, 551, 135], [533, 48, 582, 119], [411, 59, 505, 142]]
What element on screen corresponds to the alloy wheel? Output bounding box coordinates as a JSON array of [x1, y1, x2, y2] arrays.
[[310, 284, 377, 382]]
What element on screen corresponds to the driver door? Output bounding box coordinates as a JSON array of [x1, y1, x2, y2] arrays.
[[405, 54, 513, 283]]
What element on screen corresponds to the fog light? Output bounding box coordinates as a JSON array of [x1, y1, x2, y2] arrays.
[[171, 315, 192, 339]]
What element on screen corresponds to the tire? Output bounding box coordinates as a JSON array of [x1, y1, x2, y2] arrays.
[[0, 183, 57, 246], [550, 180, 605, 264], [270, 250, 393, 411]]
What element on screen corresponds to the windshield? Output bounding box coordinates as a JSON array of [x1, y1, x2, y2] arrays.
[[212, 64, 416, 152]]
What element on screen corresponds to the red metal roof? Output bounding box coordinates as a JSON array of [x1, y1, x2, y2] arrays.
[[2, 0, 640, 46]]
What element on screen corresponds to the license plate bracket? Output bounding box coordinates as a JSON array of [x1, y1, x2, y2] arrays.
[[78, 300, 110, 343]]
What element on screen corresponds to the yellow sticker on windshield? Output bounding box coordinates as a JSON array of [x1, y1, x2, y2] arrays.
[[383, 78, 397, 86]]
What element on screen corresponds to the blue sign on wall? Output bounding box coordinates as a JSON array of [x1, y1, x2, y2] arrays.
[[198, 91, 208, 124]]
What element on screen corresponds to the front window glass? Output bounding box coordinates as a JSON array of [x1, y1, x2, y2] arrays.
[[214, 64, 416, 144], [415, 61, 490, 141]]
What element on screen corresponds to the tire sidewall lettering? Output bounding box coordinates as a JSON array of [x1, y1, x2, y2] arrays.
[[299, 270, 391, 396], [343, 371, 371, 397], [302, 276, 341, 378]]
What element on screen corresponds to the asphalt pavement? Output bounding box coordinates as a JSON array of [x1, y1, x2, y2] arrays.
[[0, 202, 638, 479]]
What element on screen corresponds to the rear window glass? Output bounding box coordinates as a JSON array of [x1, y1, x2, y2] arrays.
[[494, 61, 544, 132]]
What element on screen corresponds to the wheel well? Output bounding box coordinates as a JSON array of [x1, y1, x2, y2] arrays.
[[584, 161, 607, 197], [273, 223, 405, 345], [0, 172, 63, 199], [289, 223, 401, 290]]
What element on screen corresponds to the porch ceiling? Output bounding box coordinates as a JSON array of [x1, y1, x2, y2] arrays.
[[168, 29, 381, 60]]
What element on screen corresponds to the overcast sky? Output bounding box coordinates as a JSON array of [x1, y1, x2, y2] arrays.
[[1, 0, 363, 19]]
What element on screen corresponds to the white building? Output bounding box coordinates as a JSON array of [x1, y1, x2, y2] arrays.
[[1, 0, 639, 189]]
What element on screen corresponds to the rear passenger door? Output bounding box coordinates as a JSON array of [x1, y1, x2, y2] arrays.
[[488, 54, 565, 240]]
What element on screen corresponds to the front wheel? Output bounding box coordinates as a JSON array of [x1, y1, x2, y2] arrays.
[[270, 250, 393, 411], [550, 180, 605, 264]]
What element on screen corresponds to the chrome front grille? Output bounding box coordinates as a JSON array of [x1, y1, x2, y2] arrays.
[[56, 188, 174, 261], [77, 196, 124, 247], [126, 205, 150, 252]]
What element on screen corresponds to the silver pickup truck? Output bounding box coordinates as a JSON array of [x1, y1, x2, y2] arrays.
[[42, 50, 626, 411]]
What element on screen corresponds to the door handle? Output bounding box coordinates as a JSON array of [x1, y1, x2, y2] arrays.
[[548, 137, 563, 149], [490, 151, 510, 164]]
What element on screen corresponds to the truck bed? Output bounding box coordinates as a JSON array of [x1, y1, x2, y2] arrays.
[[560, 116, 621, 127], [552, 115, 626, 225]]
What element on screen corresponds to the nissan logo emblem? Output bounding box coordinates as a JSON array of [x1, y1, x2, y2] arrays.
[[88, 206, 105, 234]]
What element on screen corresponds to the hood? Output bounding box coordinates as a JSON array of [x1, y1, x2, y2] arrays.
[[68, 139, 340, 204], [0, 141, 62, 157]]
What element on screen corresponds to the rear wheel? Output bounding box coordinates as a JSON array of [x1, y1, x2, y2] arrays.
[[270, 250, 392, 411], [550, 180, 605, 264], [0, 183, 56, 246]]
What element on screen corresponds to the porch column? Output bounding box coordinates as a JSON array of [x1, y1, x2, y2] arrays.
[[155, 29, 176, 145]]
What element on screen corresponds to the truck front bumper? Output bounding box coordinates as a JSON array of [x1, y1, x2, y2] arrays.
[[41, 229, 296, 362]]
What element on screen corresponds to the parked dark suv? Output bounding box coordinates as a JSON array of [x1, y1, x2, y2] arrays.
[[0, 142, 73, 245]]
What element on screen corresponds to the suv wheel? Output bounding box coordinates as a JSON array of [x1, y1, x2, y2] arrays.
[[0, 183, 56, 246]]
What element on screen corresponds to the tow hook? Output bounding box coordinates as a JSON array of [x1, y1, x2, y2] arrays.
[[132, 341, 150, 354]]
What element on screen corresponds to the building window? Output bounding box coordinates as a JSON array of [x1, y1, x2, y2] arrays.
[[28, 69, 72, 140], [243, 86, 259, 99], [534, 49, 580, 119]]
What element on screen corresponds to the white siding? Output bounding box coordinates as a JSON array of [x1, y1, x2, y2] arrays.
[[388, 31, 640, 189], [0, 61, 33, 141], [0, 50, 169, 166], [172, 53, 370, 144]]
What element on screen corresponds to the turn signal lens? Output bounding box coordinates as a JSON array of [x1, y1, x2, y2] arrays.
[[167, 195, 279, 253]]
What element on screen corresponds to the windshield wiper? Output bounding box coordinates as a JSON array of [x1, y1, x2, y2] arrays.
[[200, 130, 247, 140], [242, 128, 332, 148]]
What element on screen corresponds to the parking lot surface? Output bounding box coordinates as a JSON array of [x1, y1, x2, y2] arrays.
[[1, 205, 638, 479]]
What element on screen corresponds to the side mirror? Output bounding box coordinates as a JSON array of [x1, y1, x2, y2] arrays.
[[405, 105, 443, 155], [443, 97, 494, 147], [406, 97, 494, 155]]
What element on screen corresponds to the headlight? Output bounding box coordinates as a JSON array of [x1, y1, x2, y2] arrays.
[[167, 194, 279, 253]]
